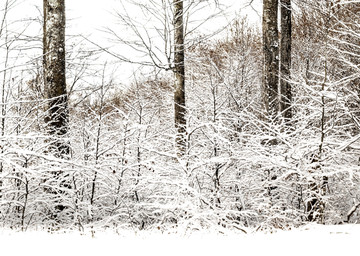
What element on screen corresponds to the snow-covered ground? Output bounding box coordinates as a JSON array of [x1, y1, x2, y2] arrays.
[[0, 224, 358, 256]]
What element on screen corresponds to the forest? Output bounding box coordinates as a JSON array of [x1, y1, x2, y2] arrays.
[[0, 0, 360, 233]]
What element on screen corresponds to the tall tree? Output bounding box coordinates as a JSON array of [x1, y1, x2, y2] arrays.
[[43, 0, 69, 156], [173, 0, 186, 155], [262, 0, 279, 120], [280, 0, 292, 121]]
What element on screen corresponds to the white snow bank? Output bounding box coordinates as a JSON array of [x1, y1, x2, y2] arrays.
[[0, 224, 358, 256]]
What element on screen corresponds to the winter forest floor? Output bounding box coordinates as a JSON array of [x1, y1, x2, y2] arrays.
[[1, 224, 358, 256]]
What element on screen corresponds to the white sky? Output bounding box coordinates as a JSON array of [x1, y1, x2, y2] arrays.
[[12, 0, 261, 37], [3, 0, 262, 84], [67, 0, 261, 33]]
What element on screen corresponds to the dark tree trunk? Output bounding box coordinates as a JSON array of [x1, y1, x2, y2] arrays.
[[262, 0, 279, 120], [280, 0, 292, 122], [43, 0, 69, 156], [173, 0, 186, 155]]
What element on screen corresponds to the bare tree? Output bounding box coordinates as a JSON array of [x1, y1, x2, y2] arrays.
[[262, 0, 279, 120], [173, 0, 186, 155], [104, 0, 223, 157], [280, 0, 292, 122], [43, 0, 69, 156], [0, 0, 10, 197]]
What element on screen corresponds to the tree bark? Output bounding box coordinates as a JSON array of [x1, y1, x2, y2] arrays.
[[173, 0, 186, 155], [262, 0, 279, 120], [280, 0, 292, 122], [43, 0, 69, 156]]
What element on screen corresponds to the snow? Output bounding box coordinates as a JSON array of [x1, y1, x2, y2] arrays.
[[1, 224, 358, 256]]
